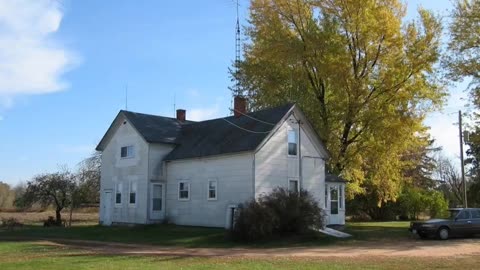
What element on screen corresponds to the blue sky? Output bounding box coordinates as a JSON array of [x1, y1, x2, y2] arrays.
[[0, 0, 466, 186]]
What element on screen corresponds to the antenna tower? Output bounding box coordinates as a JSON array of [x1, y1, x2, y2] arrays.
[[235, 0, 241, 96]]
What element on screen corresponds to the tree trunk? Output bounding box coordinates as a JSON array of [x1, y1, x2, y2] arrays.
[[55, 208, 62, 225], [69, 203, 73, 227]]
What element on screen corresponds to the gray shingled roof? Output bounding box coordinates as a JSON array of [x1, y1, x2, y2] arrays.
[[165, 103, 295, 160], [121, 110, 194, 144], [97, 104, 296, 159]]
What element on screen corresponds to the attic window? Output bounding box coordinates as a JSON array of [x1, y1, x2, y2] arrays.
[[121, 146, 134, 158], [288, 130, 298, 156]]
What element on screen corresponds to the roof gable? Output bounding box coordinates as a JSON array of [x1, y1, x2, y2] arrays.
[[95, 110, 192, 151]]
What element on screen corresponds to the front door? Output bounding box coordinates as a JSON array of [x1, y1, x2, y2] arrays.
[[102, 191, 112, 226], [150, 183, 165, 220]]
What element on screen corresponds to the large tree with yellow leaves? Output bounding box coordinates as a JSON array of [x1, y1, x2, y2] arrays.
[[233, 0, 445, 205]]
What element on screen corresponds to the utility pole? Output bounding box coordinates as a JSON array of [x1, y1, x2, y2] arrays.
[[459, 110, 468, 208]]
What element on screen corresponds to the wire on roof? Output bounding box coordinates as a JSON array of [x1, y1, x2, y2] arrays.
[[221, 118, 273, 134], [230, 108, 277, 126]]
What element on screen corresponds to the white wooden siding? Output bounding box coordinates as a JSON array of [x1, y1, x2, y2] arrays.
[[165, 152, 254, 227], [255, 112, 326, 208], [99, 117, 149, 224]]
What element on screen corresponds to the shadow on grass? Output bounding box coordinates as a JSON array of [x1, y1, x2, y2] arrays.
[[5, 221, 478, 250]]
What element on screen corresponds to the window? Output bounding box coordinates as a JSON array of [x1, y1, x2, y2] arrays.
[[120, 146, 134, 158], [129, 181, 137, 205], [330, 186, 339, 215], [289, 179, 299, 192], [178, 181, 190, 200], [152, 184, 163, 211], [339, 185, 343, 209], [471, 210, 480, 219], [325, 184, 328, 208], [457, 210, 471, 220], [208, 180, 217, 200], [288, 130, 298, 156], [115, 182, 122, 205]]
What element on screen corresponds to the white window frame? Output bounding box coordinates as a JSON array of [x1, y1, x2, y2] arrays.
[[288, 178, 299, 192], [178, 181, 190, 201], [325, 184, 328, 209], [287, 129, 298, 156], [330, 185, 339, 215], [128, 181, 137, 207], [207, 179, 218, 201], [339, 185, 344, 210], [115, 182, 123, 207], [120, 145, 134, 159]]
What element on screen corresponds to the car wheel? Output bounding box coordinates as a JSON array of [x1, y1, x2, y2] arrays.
[[437, 227, 449, 240]]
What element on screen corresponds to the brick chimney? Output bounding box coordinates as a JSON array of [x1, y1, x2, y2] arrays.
[[176, 109, 186, 122], [234, 96, 247, 117]]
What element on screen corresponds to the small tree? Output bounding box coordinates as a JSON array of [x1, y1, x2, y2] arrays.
[[21, 171, 76, 225]]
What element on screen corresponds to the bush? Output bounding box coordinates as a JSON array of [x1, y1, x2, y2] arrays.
[[232, 188, 325, 242], [397, 187, 449, 220], [232, 200, 277, 241], [1, 218, 23, 230], [424, 190, 449, 218]]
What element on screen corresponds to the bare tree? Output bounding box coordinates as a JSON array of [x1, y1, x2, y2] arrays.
[[435, 156, 464, 206]]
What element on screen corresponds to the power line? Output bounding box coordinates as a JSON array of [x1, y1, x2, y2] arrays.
[[221, 118, 273, 134], [230, 108, 277, 126]]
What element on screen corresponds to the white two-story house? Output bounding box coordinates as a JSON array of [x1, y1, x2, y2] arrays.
[[96, 97, 346, 228]]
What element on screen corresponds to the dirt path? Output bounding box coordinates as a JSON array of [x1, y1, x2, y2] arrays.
[[33, 238, 480, 258]]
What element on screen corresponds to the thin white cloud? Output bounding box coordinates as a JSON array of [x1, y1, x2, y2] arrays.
[[57, 144, 95, 155], [0, 115, 3, 121], [0, 0, 77, 107], [189, 104, 222, 121]]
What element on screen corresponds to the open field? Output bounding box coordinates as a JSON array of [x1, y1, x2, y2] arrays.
[[0, 209, 98, 225]]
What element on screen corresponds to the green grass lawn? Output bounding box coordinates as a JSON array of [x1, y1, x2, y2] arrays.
[[0, 241, 478, 270], [0, 221, 412, 248], [1, 222, 478, 269]]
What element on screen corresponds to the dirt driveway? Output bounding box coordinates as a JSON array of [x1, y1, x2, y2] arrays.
[[36, 238, 480, 258]]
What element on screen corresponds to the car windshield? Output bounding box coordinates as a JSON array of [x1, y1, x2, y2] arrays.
[[449, 210, 460, 219]]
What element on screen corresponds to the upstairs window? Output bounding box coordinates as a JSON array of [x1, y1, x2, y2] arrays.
[[115, 182, 122, 205], [129, 181, 137, 205], [288, 130, 298, 156], [208, 180, 218, 200], [178, 181, 190, 200], [121, 146, 134, 158]]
